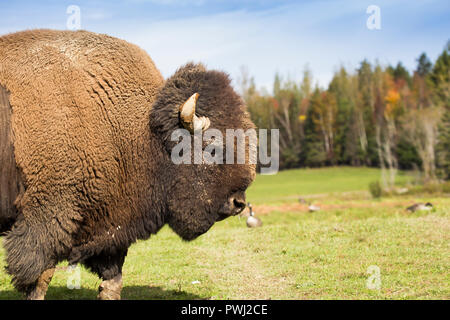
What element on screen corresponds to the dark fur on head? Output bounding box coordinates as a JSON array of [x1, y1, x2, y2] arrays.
[[150, 63, 256, 240]]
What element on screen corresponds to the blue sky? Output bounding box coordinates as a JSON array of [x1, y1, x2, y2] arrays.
[[1, 0, 449, 90]]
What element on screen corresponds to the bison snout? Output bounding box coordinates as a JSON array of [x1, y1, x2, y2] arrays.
[[218, 192, 246, 219]]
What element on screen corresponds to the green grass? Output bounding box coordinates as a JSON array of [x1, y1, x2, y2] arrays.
[[246, 166, 412, 204], [0, 167, 449, 300]]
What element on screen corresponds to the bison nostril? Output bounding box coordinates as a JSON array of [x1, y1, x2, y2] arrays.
[[233, 198, 246, 210]]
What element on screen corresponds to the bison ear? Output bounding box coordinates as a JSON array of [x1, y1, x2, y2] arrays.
[[179, 93, 210, 133]]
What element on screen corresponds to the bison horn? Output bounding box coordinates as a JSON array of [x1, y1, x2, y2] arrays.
[[179, 93, 210, 133]]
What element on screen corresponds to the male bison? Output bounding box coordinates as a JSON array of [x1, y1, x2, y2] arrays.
[[0, 30, 256, 299]]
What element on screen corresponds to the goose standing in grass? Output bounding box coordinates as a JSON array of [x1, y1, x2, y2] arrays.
[[246, 203, 262, 228], [406, 202, 433, 212]]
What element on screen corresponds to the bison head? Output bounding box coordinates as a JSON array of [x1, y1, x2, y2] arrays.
[[150, 63, 256, 240]]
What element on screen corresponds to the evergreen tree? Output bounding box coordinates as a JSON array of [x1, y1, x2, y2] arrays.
[[430, 41, 450, 102], [357, 60, 378, 166], [437, 105, 450, 179], [302, 89, 327, 166], [433, 42, 450, 179], [416, 53, 432, 77], [328, 68, 355, 164], [387, 62, 411, 86]]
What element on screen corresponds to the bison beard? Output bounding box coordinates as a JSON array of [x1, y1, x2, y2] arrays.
[[0, 30, 256, 299]]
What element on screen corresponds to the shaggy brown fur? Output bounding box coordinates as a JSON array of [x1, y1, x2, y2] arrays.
[[0, 85, 23, 235], [0, 29, 255, 299]]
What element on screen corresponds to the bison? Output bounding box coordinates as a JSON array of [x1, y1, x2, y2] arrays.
[[0, 29, 256, 299]]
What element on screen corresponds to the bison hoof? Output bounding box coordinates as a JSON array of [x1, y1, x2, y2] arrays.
[[97, 274, 123, 300], [26, 268, 56, 300]]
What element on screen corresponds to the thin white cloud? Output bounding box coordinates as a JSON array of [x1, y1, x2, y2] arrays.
[[1, 0, 448, 91], [84, 11, 112, 21], [106, 2, 362, 89]]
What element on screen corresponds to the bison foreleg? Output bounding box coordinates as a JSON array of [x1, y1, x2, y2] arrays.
[[26, 267, 55, 300], [98, 273, 123, 300], [82, 249, 127, 300]]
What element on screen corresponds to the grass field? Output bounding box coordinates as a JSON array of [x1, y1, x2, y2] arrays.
[[0, 167, 449, 299], [246, 166, 412, 204]]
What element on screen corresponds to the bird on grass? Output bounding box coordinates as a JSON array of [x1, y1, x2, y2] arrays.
[[298, 197, 320, 212], [308, 203, 320, 212], [246, 203, 262, 228], [406, 202, 433, 212]]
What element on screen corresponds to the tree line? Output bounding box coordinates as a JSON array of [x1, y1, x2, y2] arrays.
[[240, 41, 449, 187]]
